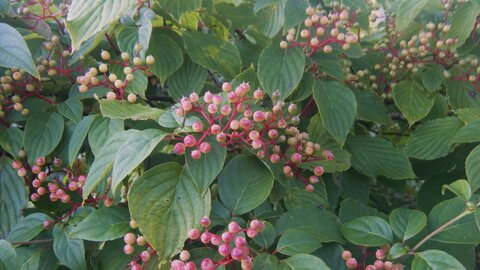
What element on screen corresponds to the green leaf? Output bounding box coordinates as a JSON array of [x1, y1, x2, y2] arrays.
[[147, 30, 183, 83], [88, 117, 124, 155], [0, 157, 28, 238], [442, 179, 472, 202], [283, 0, 308, 32], [167, 55, 208, 100], [452, 119, 480, 143], [99, 100, 163, 121], [395, 0, 428, 31], [58, 98, 83, 124], [69, 207, 130, 241], [444, 2, 480, 48], [256, 1, 285, 38], [258, 43, 305, 100], [112, 129, 167, 191], [315, 56, 344, 82], [254, 221, 276, 249], [68, 115, 97, 166], [412, 250, 466, 270], [288, 72, 315, 102], [157, 0, 201, 20], [465, 145, 480, 191], [277, 229, 323, 256], [421, 65, 444, 93], [0, 240, 19, 270], [339, 198, 386, 223], [405, 117, 464, 160], [128, 163, 211, 262], [0, 0, 9, 14], [53, 224, 86, 270], [218, 155, 273, 215], [340, 216, 393, 246], [314, 243, 349, 270], [354, 88, 391, 124], [345, 136, 415, 179], [280, 254, 330, 270], [116, 17, 152, 60], [387, 242, 408, 260], [393, 80, 434, 125], [231, 65, 260, 91], [456, 108, 480, 123], [445, 80, 480, 109], [276, 206, 345, 244], [389, 209, 427, 241], [313, 81, 356, 146], [24, 112, 64, 165], [428, 197, 480, 244], [185, 136, 226, 195], [0, 23, 40, 79], [252, 253, 278, 270], [183, 32, 242, 79], [65, 0, 137, 50], [0, 127, 23, 158], [6, 213, 51, 243]]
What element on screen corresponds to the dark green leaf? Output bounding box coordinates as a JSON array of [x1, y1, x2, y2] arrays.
[[465, 145, 480, 191], [452, 119, 480, 143], [68, 115, 97, 166], [421, 65, 444, 93], [442, 179, 472, 202], [69, 207, 130, 241], [24, 112, 64, 164], [283, 0, 308, 32], [0, 240, 19, 270], [53, 224, 86, 270], [412, 250, 466, 270], [157, 0, 201, 20], [58, 99, 83, 124], [340, 216, 393, 246], [7, 213, 51, 243], [277, 229, 323, 255], [444, 2, 480, 48], [167, 55, 208, 100], [147, 30, 183, 83], [0, 127, 23, 158], [393, 80, 434, 125], [446, 80, 480, 109], [389, 208, 427, 241]]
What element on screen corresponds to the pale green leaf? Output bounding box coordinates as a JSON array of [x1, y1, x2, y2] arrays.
[[393, 80, 434, 125], [99, 100, 163, 121]]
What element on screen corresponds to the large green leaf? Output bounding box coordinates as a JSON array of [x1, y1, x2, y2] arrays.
[[353, 88, 391, 124], [147, 30, 183, 84], [183, 32, 241, 79], [112, 129, 167, 192], [116, 8, 153, 59], [157, 0, 201, 20], [389, 209, 427, 241], [405, 118, 464, 160], [465, 145, 480, 191], [340, 216, 393, 246], [313, 81, 356, 146], [218, 155, 274, 215], [279, 254, 330, 270], [53, 224, 86, 270], [88, 117, 124, 155], [395, 0, 428, 31], [99, 100, 164, 121], [68, 115, 97, 166], [0, 127, 23, 158], [444, 1, 480, 48], [456, 108, 480, 123], [58, 98, 83, 124], [412, 250, 466, 270], [0, 240, 19, 270], [421, 65, 444, 93], [442, 179, 472, 202], [339, 198, 386, 223], [258, 43, 305, 100], [128, 163, 211, 262], [167, 55, 208, 100], [185, 136, 226, 195], [256, 1, 285, 38], [69, 207, 130, 241], [66, 0, 137, 50], [277, 229, 323, 256], [345, 136, 415, 179], [393, 80, 434, 125], [452, 120, 480, 143], [446, 80, 480, 109], [252, 253, 278, 270], [428, 197, 480, 244], [0, 23, 40, 78], [23, 112, 64, 165], [283, 0, 308, 32], [6, 213, 51, 243]]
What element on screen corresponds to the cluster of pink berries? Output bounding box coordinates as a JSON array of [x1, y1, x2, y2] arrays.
[[170, 216, 265, 270], [342, 249, 403, 270], [77, 48, 154, 102], [123, 220, 156, 270], [280, 4, 360, 57], [173, 81, 333, 191]]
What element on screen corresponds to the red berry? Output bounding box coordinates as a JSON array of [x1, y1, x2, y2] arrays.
[[201, 216, 211, 227], [246, 228, 257, 238], [200, 258, 214, 270], [188, 228, 201, 240], [43, 220, 53, 229], [184, 262, 197, 270], [199, 142, 211, 154], [309, 175, 319, 184], [131, 264, 141, 270], [219, 243, 230, 256], [231, 247, 244, 260], [104, 197, 113, 207], [221, 231, 234, 242], [32, 179, 42, 188], [190, 149, 201, 159], [11, 160, 22, 169], [211, 124, 221, 134], [174, 142, 186, 155], [211, 234, 222, 246], [37, 187, 47, 195], [141, 251, 151, 262], [37, 171, 47, 180], [184, 135, 197, 147], [200, 232, 211, 244], [192, 121, 203, 132], [346, 258, 358, 269], [53, 158, 62, 167], [31, 193, 40, 201], [228, 221, 240, 234], [314, 166, 324, 176], [61, 194, 70, 203]]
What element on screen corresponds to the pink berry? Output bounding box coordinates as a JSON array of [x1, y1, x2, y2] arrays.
[[104, 197, 113, 207], [207, 103, 218, 114], [141, 251, 151, 262], [346, 258, 358, 269], [246, 228, 257, 238], [191, 150, 202, 159], [192, 121, 204, 132], [227, 91, 239, 103], [200, 258, 214, 270], [228, 221, 240, 234], [77, 175, 86, 183], [322, 150, 334, 160], [231, 247, 244, 260], [270, 153, 280, 163], [32, 179, 42, 188], [251, 139, 263, 149], [68, 182, 78, 191], [174, 142, 186, 155], [384, 261, 393, 270], [184, 135, 197, 147], [240, 82, 250, 93], [31, 165, 41, 174], [376, 249, 386, 260], [305, 184, 314, 192], [216, 133, 227, 143], [268, 129, 278, 139], [37, 187, 47, 195], [314, 166, 324, 176], [61, 194, 70, 203], [48, 183, 58, 193], [35, 157, 46, 166], [180, 250, 190, 261], [249, 130, 260, 140], [221, 231, 234, 242], [184, 262, 197, 270], [253, 111, 265, 122], [201, 216, 211, 227], [218, 243, 230, 256], [124, 232, 136, 244], [123, 244, 134, 254], [222, 82, 232, 92], [204, 91, 213, 103], [366, 265, 375, 270], [221, 105, 232, 116], [244, 109, 253, 118], [53, 158, 62, 167], [211, 234, 222, 246], [188, 228, 201, 240], [199, 142, 211, 154], [131, 264, 141, 270], [253, 89, 264, 99], [309, 175, 319, 184], [43, 220, 53, 229], [211, 124, 221, 134], [212, 95, 222, 105], [189, 92, 199, 102], [31, 193, 40, 201], [239, 118, 252, 129], [171, 260, 185, 270], [249, 220, 262, 231], [374, 260, 384, 269], [290, 153, 302, 163], [234, 236, 246, 247], [201, 232, 211, 244], [11, 160, 22, 169], [17, 167, 27, 177], [182, 100, 193, 111]]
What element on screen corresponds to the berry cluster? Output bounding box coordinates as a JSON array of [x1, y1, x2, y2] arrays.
[[77, 47, 154, 102], [341, 249, 403, 270], [15, 0, 69, 35], [171, 216, 265, 270], [123, 220, 156, 270], [173, 82, 333, 191], [280, 3, 360, 56]]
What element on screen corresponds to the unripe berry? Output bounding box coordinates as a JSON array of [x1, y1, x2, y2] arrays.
[[189, 92, 199, 102], [199, 142, 211, 154], [37, 187, 47, 195], [300, 29, 310, 39], [184, 135, 197, 147], [106, 91, 116, 100], [124, 232, 136, 245], [376, 249, 385, 260], [136, 236, 146, 246], [192, 121, 203, 132], [280, 41, 288, 49], [211, 124, 221, 134], [230, 119, 240, 130], [31, 193, 40, 201], [221, 105, 232, 116], [374, 260, 384, 269], [253, 111, 265, 122], [291, 153, 302, 163], [222, 82, 232, 92], [219, 243, 230, 256], [146, 55, 155, 65], [322, 150, 334, 160], [191, 150, 202, 159], [184, 262, 197, 270], [324, 45, 333, 54], [79, 85, 88, 93], [246, 228, 257, 238], [305, 184, 314, 192], [216, 132, 227, 143], [43, 219, 53, 229], [252, 139, 263, 149], [188, 228, 201, 240], [201, 258, 214, 270], [123, 244, 134, 254], [61, 194, 71, 203], [309, 175, 319, 184], [270, 153, 280, 163], [114, 80, 123, 88], [121, 52, 130, 61], [129, 219, 138, 229], [127, 93, 137, 103], [366, 265, 375, 270], [268, 129, 278, 139], [108, 73, 117, 82], [346, 258, 358, 269], [101, 51, 111, 60], [204, 91, 213, 103], [11, 160, 22, 170], [228, 91, 239, 103], [140, 250, 151, 262], [99, 63, 108, 73], [174, 143, 186, 155], [17, 167, 27, 177], [180, 250, 190, 261], [68, 182, 78, 191], [234, 236, 246, 247], [201, 216, 211, 227], [207, 103, 218, 114], [14, 103, 23, 112], [314, 166, 324, 176], [384, 261, 393, 270], [104, 197, 114, 207], [239, 118, 252, 129], [342, 250, 352, 260], [77, 175, 86, 184], [133, 57, 142, 66], [305, 6, 315, 16]]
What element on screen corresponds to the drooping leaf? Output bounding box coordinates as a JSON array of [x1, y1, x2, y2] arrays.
[[218, 155, 274, 215], [128, 163, 211, 262]]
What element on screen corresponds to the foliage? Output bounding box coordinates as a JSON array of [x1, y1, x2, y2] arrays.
[[1, 0, 480, 270]]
